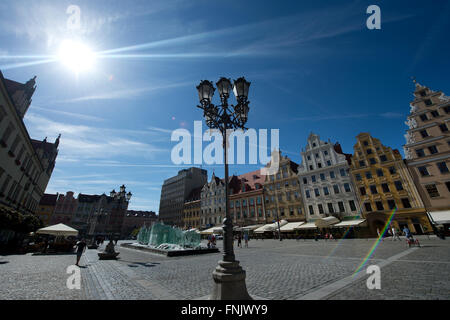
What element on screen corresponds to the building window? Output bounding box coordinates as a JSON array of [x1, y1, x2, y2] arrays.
[[375, 201, 384, 211], [324, 150, 328, 156], [437, 162, 449, 174], [439, 123, 449, 133], [327, 203, 334, 213], [425, 184, 440, 198], [446, 182, 450, 192], [376, 169, 384, 177], [330, 171, 336, 179], [340, 168, 346, 177], [318, 163, 322, 168], [303, 177, 307, 184], [424, 99, 432, 106], [360, 187, 366, 196], [307, 155, 311, 160], [320, 173, 326, 181], [309, 205, 314, 215], [394, 181, 404, 191], [338, 202, 345, 212], [381, 183, 390, 193], [380, 155, 387, 162], [326, 160, 332, 166], [1, 122, 15, 145], [430, 110, 439, 117], [349, 200, 356, 211], [305, 190, 311, 198], [359, 160, 366, 167], [369, 158, 377, 165], [364, 203, 372, 212], [311, 175, 316, 182], [418, 166, 429, 176], [389, 166, 396, 175], [318, 204, 324, 214], [428, 145, 438, 154], [315, 153, 319, 158], [333, 185, 340, 194], [419, 114, 428, 121], [365, 171, 372, 179], [370, 185, 378, 194], [314, 188, 320, 197], [401, 198, 412, 208], [387, 199, 396, 209], [323, 187, 329, 195], [355, 173, 362, 181], [363, 141, 368, 146], [420, 130, 429, 138], [344, 183, 351, 192], [309, 165, 313, 170]]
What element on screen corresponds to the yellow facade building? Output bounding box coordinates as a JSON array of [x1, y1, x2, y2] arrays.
[[36, 193, 57, 226], [182, 187, 202, 229], [263, 151, 305, 223], [349, 133, 432, 235]]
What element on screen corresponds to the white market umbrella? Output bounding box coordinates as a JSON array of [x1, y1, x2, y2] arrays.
[[36, 223, 79, 236]]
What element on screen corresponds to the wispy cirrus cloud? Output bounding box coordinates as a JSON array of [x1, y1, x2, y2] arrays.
[[54, 81, 192, 103], [24, 113, 169, 161], [31, 105, 105, 122]]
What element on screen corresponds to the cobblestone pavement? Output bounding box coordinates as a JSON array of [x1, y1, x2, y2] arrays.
[[0, 253, 86, 300], [1, 237, 449, 300]]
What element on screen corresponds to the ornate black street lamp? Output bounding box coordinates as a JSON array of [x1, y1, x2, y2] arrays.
[[196, 77, 252, 300]]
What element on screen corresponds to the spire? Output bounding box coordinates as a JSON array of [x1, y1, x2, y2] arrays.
[[24, 76, 37, 100], [55, 134, 61, 148]]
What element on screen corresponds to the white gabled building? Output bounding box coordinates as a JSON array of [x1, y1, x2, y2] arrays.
[[297, 133, 361, 222]]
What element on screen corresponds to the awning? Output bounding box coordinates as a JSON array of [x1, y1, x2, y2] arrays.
[[295, 222, 317, 230], [241, 224, 264, 231], [36, 223, 79, 236], [429, 210, 450, 224], [280, 222, 305, 232], [199, 226, 217, 235], [332, 219, 367, 228], [315, 216, 340, 228], [254, 220, 288, 233]]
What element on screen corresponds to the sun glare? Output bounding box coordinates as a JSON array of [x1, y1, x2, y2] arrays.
[[58, 40, 95, 73]]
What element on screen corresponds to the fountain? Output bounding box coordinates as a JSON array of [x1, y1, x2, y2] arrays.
[[123, 222, 218, 256]]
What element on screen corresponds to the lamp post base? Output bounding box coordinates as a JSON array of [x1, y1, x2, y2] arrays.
[[210, 260, 253, 300]]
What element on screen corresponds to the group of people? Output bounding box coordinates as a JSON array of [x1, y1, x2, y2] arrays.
[[207, 234, 217, 248], [376, 225, 419, 244], [236, 233, 249, 248]]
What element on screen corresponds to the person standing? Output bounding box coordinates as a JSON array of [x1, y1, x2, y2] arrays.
[[74, 238, 87, 267], [244, 233, 249, 248], [403, 226, 412, 240], [237, 234, 242, 248]]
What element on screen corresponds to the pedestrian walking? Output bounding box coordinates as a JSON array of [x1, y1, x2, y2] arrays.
[[244, 233, 249, 248], [392, 227, 400, 241], [237, 234, 242, 248], [74, 238, 87, 267], [403, 226, 413, 241], [377, 228, 383, 241]]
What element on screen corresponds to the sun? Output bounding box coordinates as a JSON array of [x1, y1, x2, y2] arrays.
[[58, 40, 95, 73]]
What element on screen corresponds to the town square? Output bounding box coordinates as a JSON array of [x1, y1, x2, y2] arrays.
[[0, 0, 449, 308]]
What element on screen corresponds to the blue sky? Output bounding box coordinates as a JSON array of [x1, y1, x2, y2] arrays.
[[1, 0, 449, 212]]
